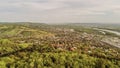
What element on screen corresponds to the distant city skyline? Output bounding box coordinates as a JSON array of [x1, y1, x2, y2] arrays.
[[0, 0, 120, 23]]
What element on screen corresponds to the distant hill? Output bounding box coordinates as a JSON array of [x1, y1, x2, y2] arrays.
[[0, 23, 54, 38]]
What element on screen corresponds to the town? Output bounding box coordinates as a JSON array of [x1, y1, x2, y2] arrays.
[[0, 23, 119, 68]]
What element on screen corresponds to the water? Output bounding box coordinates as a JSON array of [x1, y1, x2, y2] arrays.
[[94, 28, 120, 36], [94, 28, 120, 48]]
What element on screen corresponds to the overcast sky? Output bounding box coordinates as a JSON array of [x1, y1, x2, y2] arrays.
[[0, 0, 120, 23]]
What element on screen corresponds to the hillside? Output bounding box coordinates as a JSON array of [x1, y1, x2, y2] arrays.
[[0, 23, 119, 68]]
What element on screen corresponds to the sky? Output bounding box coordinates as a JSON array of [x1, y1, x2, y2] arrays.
[[0, 0, 120, 23]]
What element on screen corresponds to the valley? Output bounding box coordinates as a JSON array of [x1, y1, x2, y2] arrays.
[[0, 23, 119, 68]]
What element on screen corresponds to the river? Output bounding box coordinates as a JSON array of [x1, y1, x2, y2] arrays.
[[93, 28, 120, 48], [93, 28, 120, 36]]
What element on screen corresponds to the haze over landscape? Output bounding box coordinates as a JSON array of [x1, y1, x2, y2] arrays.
[[0, 0, 120, 68], [0, 0, 120, 23]]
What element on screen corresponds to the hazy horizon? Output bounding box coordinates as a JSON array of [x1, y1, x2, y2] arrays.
[[0, 0, 120, 23], [0, 21, 120, 25]]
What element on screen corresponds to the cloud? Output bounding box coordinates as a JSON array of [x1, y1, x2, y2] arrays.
[[0, 0, 120, 23]]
